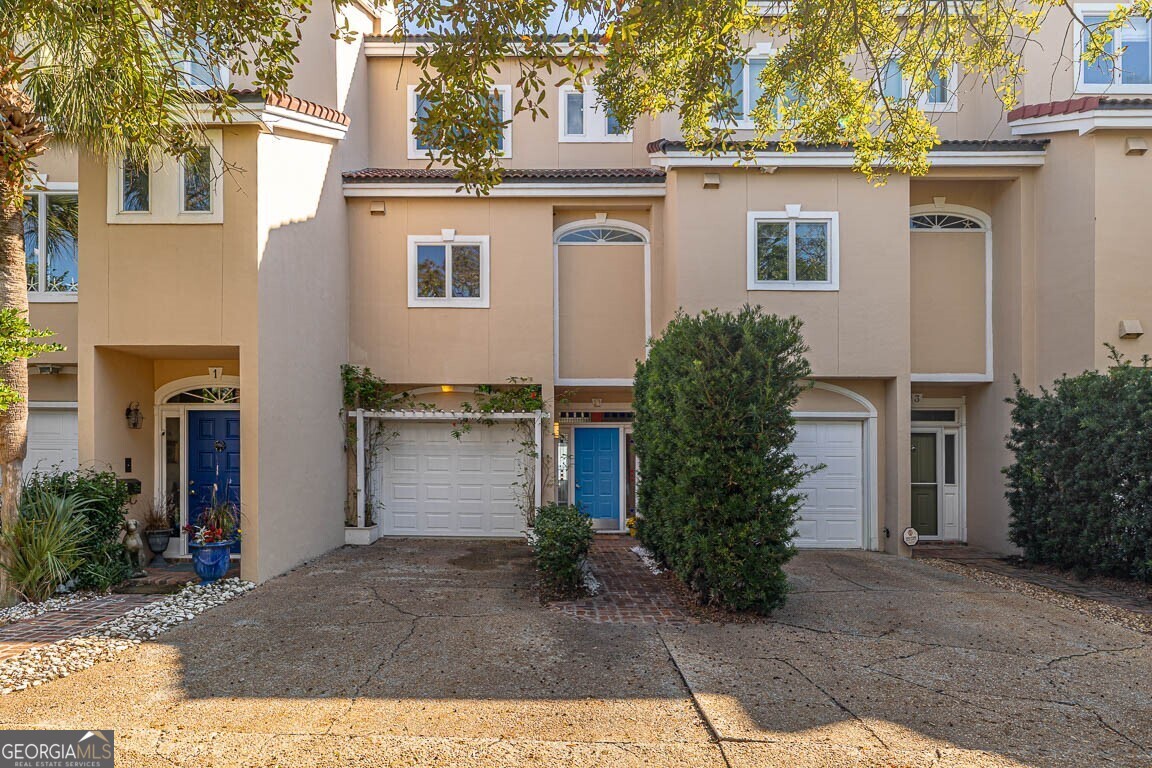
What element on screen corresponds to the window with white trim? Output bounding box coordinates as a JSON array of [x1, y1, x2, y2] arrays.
[[107, 130, 223, 224], [1077, 5, 1152, 91], [747, 209, 839, 291], [23, 189, 78, 296], [725, 48, 772, 127], [408, 86, 512, 159], [121, 157, 150, 213], [408, 233, 490, 308], [559, 87, 631, 142], [879, 60, 957, 111], [181, 145, 213, 213]]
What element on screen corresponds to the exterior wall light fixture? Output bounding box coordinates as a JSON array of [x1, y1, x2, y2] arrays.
[[125, 401, 144, 429]]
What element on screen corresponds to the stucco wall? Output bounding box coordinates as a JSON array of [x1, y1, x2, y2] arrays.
[[910, 230, 987, 374], [557, 243, 646, 379], [662, 167, 911, 378], [364, 58, 658, 169]]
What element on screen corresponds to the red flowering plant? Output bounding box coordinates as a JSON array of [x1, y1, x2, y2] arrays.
[[184, 481, 242, 546]]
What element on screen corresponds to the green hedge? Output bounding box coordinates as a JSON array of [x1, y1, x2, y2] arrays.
[[532, 503, 593, 595], [1005, 352, 1152, 582], [23, 468, 134, 590], [633, 306, 812, 614]]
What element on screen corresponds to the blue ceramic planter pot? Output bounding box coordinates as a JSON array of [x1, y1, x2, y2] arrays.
[[189, 541, 233, 584]]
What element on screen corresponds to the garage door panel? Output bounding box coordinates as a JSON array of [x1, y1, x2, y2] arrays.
[[792, 420, 864, 549], [378, 422, 524, 537], [24, 409, 79, 476]]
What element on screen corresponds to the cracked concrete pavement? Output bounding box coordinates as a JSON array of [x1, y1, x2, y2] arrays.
[[0, 539, 1147, 767]]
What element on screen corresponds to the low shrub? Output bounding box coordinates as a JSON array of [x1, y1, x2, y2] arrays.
[[23, 468, 133, 590], [633, 306, 812, 614], [0, 491, 92, 602], [1006, 350, 1152, 582], [532, 503, 593, 596]]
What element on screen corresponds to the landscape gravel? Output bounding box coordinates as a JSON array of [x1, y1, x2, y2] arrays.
[[0, 578, 255, 695], [0, 591, 98, 626], [921, 557, 1152, 636]]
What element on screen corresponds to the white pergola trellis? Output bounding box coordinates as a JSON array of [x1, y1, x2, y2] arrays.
[[350, 409, 547, 529]]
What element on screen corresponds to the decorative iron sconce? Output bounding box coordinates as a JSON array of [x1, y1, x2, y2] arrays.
[[125, 401, 144, 429]]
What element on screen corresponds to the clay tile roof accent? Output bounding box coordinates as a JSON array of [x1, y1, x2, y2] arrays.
[[645, 138, 1049, 153], [1006, 95, 1152, 122], [342, 167, 667, 183], [225, 89, 350, 127]]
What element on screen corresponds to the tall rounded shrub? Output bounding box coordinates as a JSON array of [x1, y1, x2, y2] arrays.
[[633, 306, 812, 613], [1006, 350, 1152, 581]]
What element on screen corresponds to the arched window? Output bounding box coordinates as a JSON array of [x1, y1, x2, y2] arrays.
[[910, 213, 986, 231], [163, 386, 240, 405], [556, 226, 644, 244]]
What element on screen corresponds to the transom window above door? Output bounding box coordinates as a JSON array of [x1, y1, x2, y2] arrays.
[[407, 233, 490, 308], [747, 209, 839, 291]]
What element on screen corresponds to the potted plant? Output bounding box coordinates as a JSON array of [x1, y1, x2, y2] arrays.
[[184, 485, 241, 584], [142, 495, 177, 567]]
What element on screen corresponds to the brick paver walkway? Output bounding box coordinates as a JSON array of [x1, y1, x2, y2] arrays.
[[0, 595, 163, 661], [914, 544, 1152, 616], [550, 535, 695, 625]]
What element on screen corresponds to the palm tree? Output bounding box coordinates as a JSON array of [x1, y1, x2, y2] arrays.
[[0, 0, 329, 600]]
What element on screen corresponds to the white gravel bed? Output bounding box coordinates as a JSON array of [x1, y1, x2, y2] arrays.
[[631, 545, 665, 575], [921, 557, 1152, 636], [0, 591, 99, 626], [0, 578, 255, 695]]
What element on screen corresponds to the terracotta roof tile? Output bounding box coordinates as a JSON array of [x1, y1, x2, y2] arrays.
[[1006, 95, 1152, 122], [225, 89, 350, 127], [342, 167, 666, 183]]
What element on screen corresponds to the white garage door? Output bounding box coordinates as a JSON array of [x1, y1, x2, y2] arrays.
[[379, 422, 524, 537], [791, 420, 864, 548], [25, 408, 80, 475]]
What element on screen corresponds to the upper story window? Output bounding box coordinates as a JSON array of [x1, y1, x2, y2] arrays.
[[407, 232, 490, 308], [408, 86, 512, 160], [1078, 5, 1152, 91], [121, 157, 150, 212], [879, 60, 957, 111], [725, 47, 772, 128], [23, 189, 79, 298], [176, 34, 229, 89], [107, 131, 222, 224], [559, 87, 631, 142], [747, 208, 839, 291]]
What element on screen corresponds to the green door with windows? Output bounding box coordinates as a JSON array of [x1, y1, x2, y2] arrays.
[[911, 432, 939, 537]]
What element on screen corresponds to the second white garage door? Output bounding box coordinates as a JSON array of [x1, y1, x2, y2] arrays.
[[791, 420, 864, 548], [379, 422, 524, 537], [25, 408, 79, 475]]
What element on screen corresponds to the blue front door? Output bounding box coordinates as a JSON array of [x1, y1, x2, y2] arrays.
[[187, 410, 241, 553], [574, 427, 620, 530]]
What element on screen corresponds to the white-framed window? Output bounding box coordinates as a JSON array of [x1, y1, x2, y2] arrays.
[[407, 232, 490, 308], [558, 87, 631, 142], [724, 44, 774, 128], [747, 208, 839, 291], [107, 130, 223, 224], [879, 60, 958, 112], [407, 85, 513, 160], [174, 32, 230, 90], [23, 186, 79, 298], [120, 156, 151, 213], [180, 145, 213, 213], [1076, 4, 1152, 92]]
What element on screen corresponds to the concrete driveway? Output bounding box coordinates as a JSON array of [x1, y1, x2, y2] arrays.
[[0, 540, 1147, 768]]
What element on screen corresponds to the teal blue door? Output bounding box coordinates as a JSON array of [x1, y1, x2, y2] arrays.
[[187, 410, 241, 553], [574, 427, 620, 530]]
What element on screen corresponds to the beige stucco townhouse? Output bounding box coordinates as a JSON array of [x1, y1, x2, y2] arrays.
[[20, 4, 1152, 583]]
